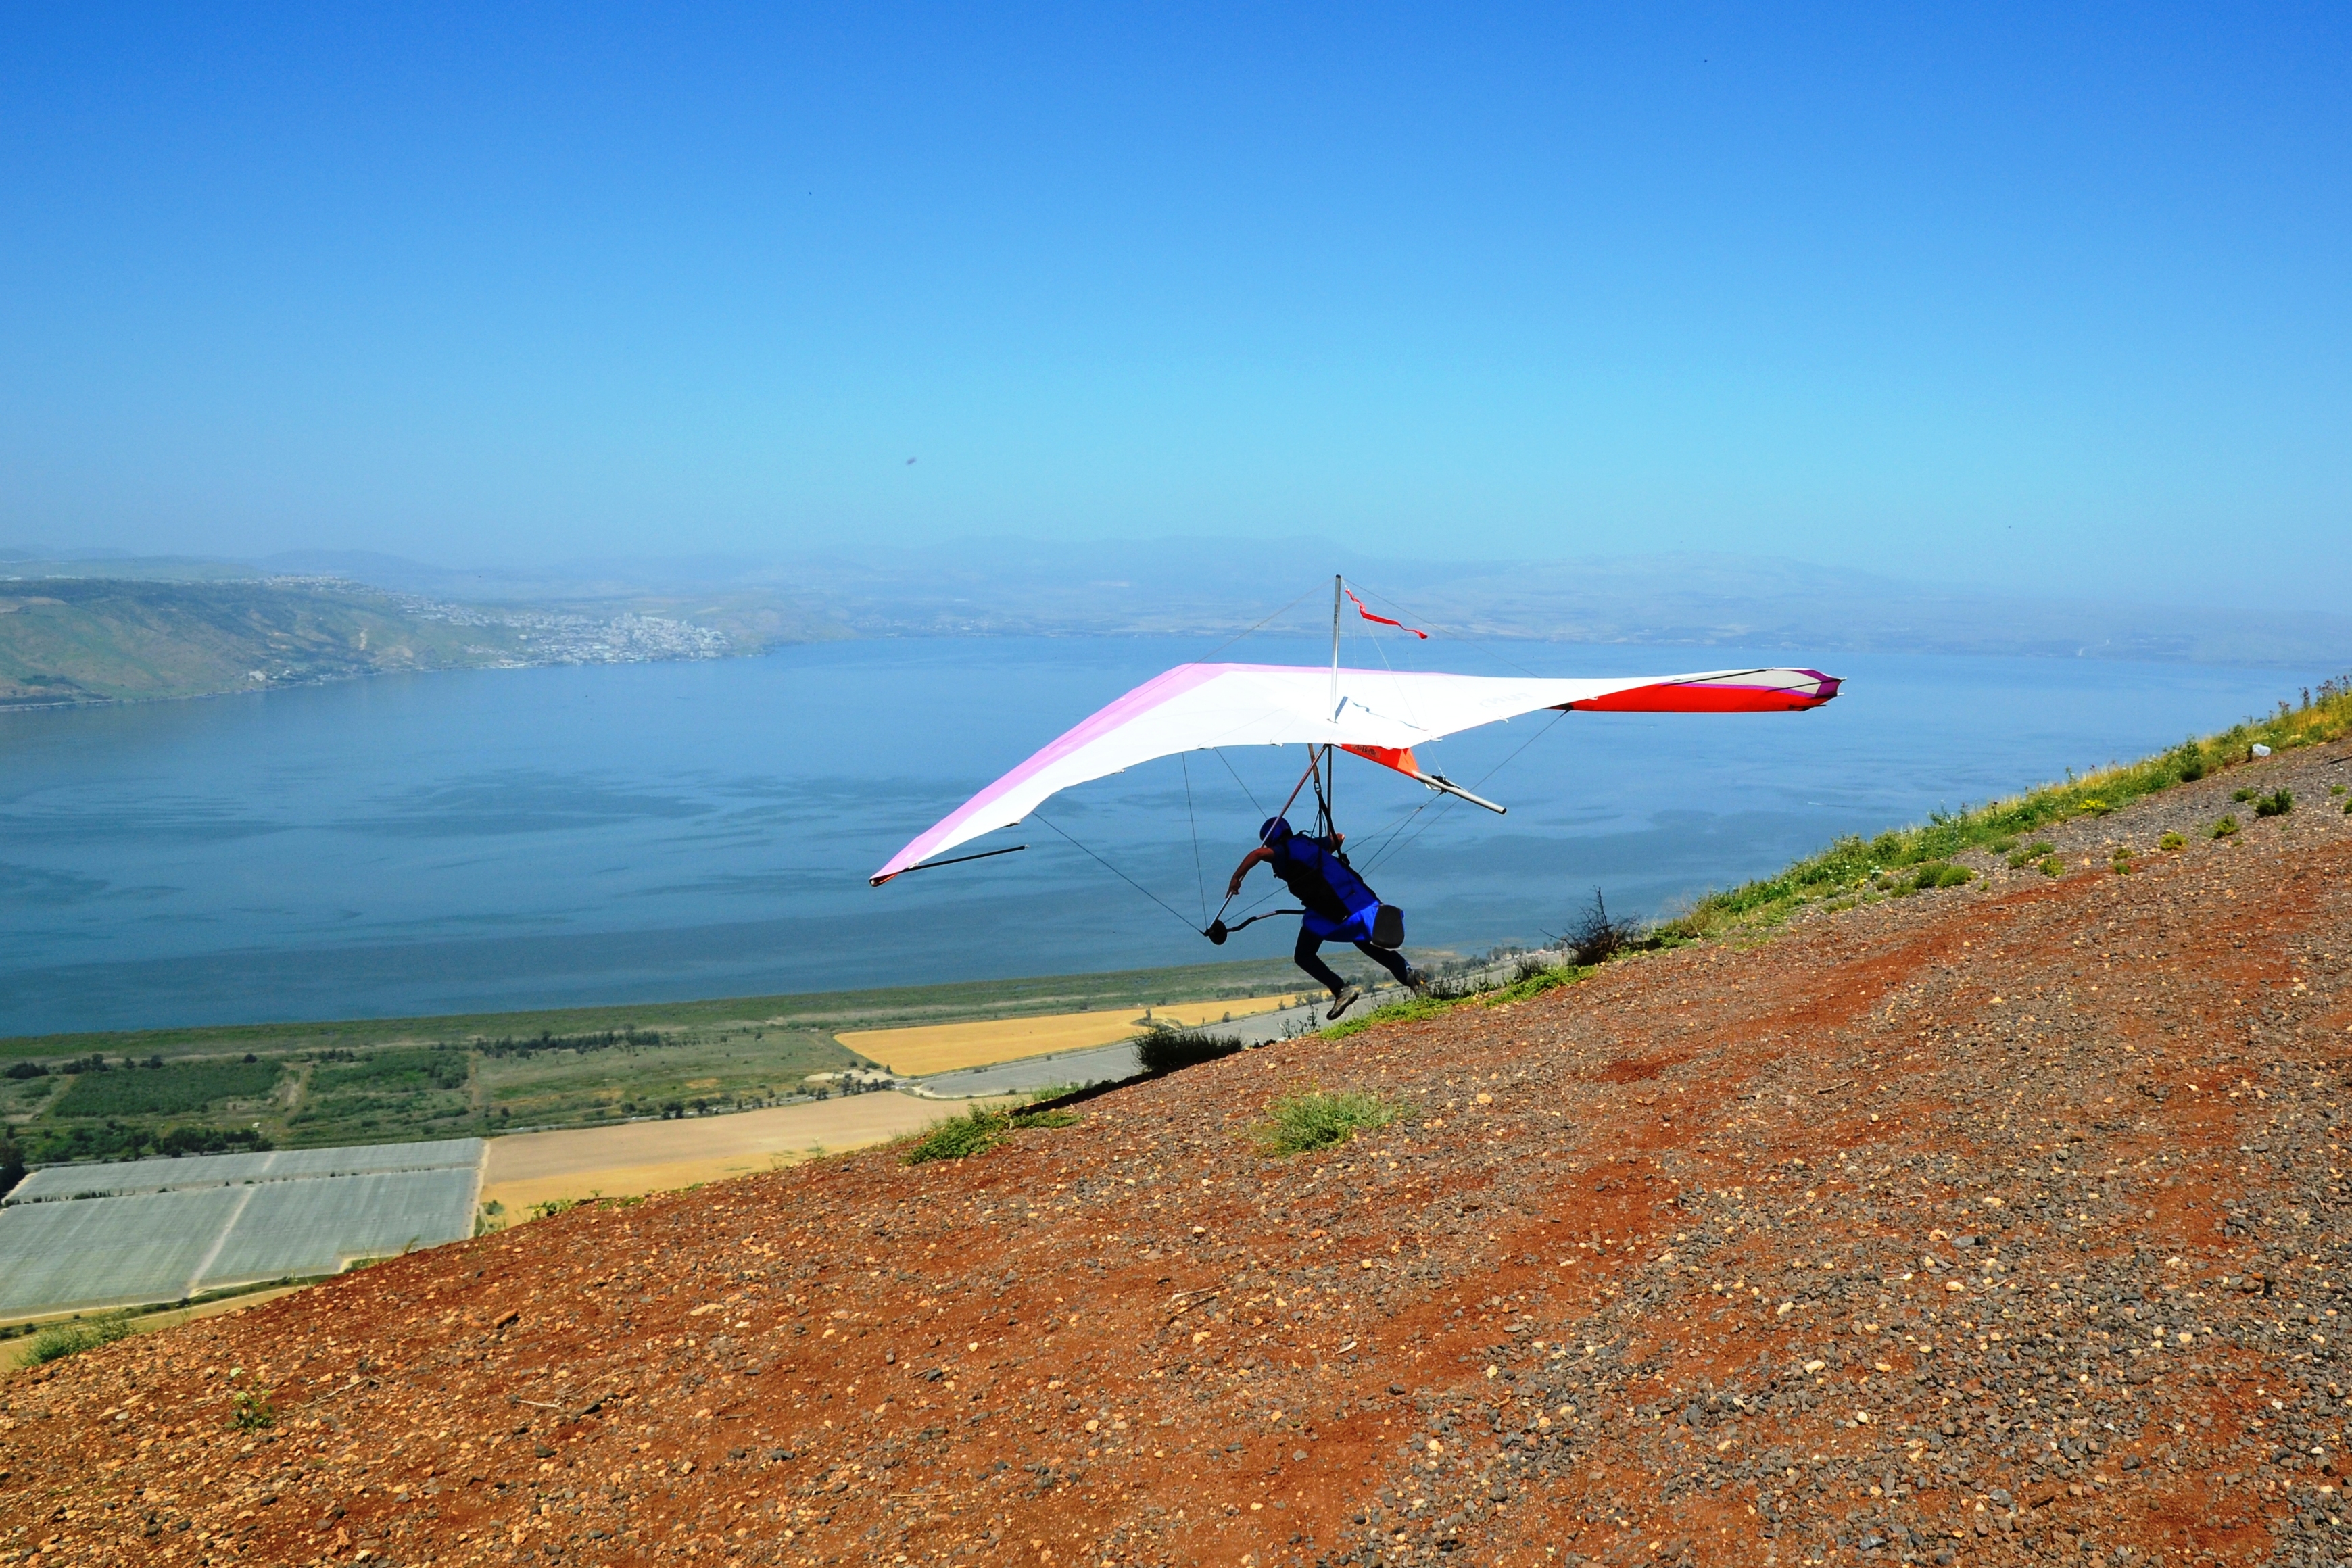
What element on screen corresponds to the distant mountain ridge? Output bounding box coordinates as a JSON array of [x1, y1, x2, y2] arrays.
[[0, 577, 765, 709], [9, 539, 2345, 672]]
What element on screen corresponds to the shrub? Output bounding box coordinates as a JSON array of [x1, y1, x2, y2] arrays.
[[2005, 842, 2055, 869], [1257, 1089, 1398, 1156], [2212, 815, 2240, 839], [2111, 847, 2134, 874], [1137, 1025, 1244, 1075], [474, 1027, 667, 1060], [2077, 797, 2113, 816], [2038, 856, 2065, 877], [2159, 831, 2186, 850], [152, 1126, 271, 1157], [1564, 888, 1639, 966], [1907, 863, 1975, 891], [2232, 787, 2257, 803], [2255, 789, 2293, 818], [3, 1061, 47, 1081], [901, 1104, 1078, 1165], [2169, 742, 2207, 782], [26, 1312, 134, 1365]]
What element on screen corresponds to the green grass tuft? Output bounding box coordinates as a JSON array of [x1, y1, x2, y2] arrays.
[[2159, 831, 2186, 850], [1322, 994, 1446, 1040], [901, 1103, 1078, 1165], [231, 1386, 278, 1431], [1321, 956, 1596, 1041], [2255, 789, 2294, 818], [903, 1106, 1012, 1164], [1257, 1089, 1399, 1156], [1479, 963, 1591, 1006], [2212, 815, 2240, 839], [25, 1311, 134, 1365]]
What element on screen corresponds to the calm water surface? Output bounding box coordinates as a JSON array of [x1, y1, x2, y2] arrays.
[[0, 637, 2320, 1034]]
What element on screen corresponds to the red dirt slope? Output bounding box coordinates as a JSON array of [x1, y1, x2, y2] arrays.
[[5, 750, 2352, 1568]]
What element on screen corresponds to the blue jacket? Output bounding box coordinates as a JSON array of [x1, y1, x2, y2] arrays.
[[1269, 831, 1381, 940]]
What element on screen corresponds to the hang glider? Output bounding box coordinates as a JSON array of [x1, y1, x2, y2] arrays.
[[870, 661, 1840, 884]]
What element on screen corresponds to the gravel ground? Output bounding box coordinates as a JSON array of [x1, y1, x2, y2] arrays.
[[3, 739, 2349, 1568]]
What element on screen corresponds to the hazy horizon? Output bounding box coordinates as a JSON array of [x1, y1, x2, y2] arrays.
[[6, 9, 2349, 613]]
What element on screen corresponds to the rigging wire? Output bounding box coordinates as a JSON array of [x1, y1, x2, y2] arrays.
[[1349, 579, 1546, 679], [1211, 746, 1264, 816], [1011, 587, 1315, 935], [1179, 751, 1209, 925], [1032, 810, 1205, 934], [1349, 608, 1436, 767], [1329, 611, 1477, 868], [1362, 708, 1569, 875], [1347, 789, 1445, 873], [1193, 584, 1322, 666]]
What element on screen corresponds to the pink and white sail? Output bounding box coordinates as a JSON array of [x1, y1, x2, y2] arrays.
[[871, 663, 1838, 884]]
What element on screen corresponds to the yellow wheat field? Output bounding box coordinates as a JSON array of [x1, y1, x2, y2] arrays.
[[478, 1092, 975, 1214], [836, 994, 1303, 1076]]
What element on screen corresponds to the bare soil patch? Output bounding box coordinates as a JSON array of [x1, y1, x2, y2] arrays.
[[5, 743, 2349, 1567]]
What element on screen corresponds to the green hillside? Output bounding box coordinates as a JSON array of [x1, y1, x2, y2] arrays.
[[0, 578, 542, 706]]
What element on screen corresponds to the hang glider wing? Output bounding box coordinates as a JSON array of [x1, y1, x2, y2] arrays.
[[871, 664, 1838, 883]]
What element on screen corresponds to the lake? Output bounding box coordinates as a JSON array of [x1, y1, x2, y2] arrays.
[[0, 636, 2323, 1035]]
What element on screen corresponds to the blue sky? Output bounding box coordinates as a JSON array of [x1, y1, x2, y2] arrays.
[[5, 5, 2347, 608]]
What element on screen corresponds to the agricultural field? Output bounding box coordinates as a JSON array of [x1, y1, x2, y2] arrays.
[[47, 1057, 281, 1119], [838, 991, 1304, 1075], [475, 1091, 972, 1215], [0, 956, 1317, 1167]]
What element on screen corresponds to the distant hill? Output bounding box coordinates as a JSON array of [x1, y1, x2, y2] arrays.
[[0, 578, 525, 706], [0, 577, 812, 708]]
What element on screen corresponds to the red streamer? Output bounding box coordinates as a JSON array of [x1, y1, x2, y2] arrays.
[[1345, 589, 1428, 639]]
